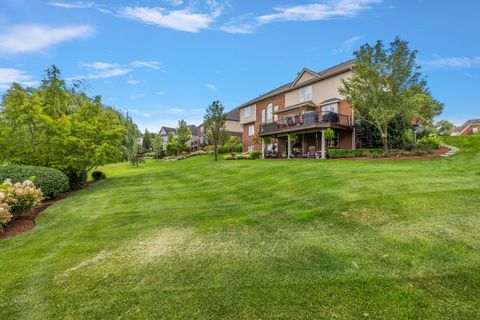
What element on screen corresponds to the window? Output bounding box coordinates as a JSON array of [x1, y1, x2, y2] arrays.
[[273, 105, 279, 121], [473, 127, 479, 134], [262, 103, 275, 123], [299, 85, 312, 102], [200, 126, 203, 133], [244, 106, 252, 118], [248, 146, 255, 152], [248, 125, 254, 136], [323, 103, 338, 113]]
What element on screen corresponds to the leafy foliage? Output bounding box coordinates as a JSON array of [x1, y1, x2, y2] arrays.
[[91, 171, 106, 181], [435, 120, 455, 136], [0, 165, 69, 199], [340, 37, 443, 150], [0, 65, 138, 189], [204, 101, 228, 161], [418, 135, 442, 150]]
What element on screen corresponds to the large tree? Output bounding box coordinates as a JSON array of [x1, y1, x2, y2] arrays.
[[142, 129, 152, 151], [0, 65, 138, 189], [340, 37, 443, 150], [435, 120, 455, 136], [204, 101, 228, 161]]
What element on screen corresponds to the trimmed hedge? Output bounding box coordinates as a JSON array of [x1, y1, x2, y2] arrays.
[[0, 165, 69, 199], [328, 149, 384, 159], [91, 171, 106, 181]]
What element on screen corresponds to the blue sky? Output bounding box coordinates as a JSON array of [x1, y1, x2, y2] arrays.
[[0, 0, 479, 131]]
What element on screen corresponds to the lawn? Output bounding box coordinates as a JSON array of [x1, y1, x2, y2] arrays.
[[0, 136, 479, 319]]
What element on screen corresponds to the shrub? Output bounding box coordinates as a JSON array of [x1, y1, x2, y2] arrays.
[[91, 171, 106, 181], [67, 170, 88, 191], [0, 180, 43, 230], [250, 150, 262, 159], [0, 165, 69, 199], [328, 149, 366, 158], [418, 135, 442, 150]]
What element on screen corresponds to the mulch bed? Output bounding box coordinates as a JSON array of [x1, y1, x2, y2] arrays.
[[0, 181, 96, 240], [334, 146, 450, 161]]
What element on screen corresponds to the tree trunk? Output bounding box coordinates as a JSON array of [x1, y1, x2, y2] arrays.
[[382, 132, 388, 151], [214, 144, 218, 161]]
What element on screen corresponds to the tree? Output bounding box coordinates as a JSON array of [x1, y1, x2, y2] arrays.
[[142, 129, 152, 151], [152, 134, 166, 159], [340, 37, 443, 150], [175, 120, 192, 154], [435, 120, 455, 136], [0, 65, 138, 189], [166, 132, 178, 156], [204, 101, 228, 161]]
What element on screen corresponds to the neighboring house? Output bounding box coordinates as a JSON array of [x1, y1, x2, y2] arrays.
[[159, 125, 200, 153], [159, 127, 176, 148], [188, 125, 200, 152], [451, 119, 480, 136], [238, 60, 357, 158], [198, 107, 243, 147]]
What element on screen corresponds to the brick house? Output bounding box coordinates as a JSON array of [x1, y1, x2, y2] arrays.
[[159, 125, 201, 153], [238, 60, 358, 158], [451, 119, 480, 136], [198, 108, 243, 147]]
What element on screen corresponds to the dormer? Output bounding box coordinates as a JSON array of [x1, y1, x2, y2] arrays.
[[290, 68, 320, 88]]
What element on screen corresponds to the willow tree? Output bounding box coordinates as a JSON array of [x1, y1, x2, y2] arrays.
[[340, 37, 443, 150]]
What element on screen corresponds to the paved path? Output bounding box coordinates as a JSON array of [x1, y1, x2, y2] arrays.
[[440, 144, 459, 157]]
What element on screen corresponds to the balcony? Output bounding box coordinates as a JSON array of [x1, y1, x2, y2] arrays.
[[259, 111, 352, 136]]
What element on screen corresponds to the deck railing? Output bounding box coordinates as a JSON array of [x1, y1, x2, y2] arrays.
[[260, 111, 351, 135]]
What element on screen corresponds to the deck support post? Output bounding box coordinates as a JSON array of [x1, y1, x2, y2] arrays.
[[261, 138, 265, 159], [287, 135, 291, 159], [321, 129, 326, 160]]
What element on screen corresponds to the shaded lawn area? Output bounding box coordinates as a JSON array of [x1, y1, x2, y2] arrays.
[[0, 136, 479, 319]]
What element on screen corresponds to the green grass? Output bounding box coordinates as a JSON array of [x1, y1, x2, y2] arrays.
[[1, 136, 479, 319]]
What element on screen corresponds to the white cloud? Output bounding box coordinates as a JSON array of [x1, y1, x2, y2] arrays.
[[204, 83, 217, 91], [0, 68, 33, 90], [0, 24, 93, 55], [48, 1, 94, 9], [332, 34, 365, 54], [81, 62, 119, 70], [168, 108, 185, 114], [129, 93, 146, 99], [164, 0, 184, 6], [258, 0, 382, 24], [422, 56, 480, 69], [220, 24, 255, 34], [119, 6, 215, 33], [127, 79, 141, 85], [130, 60, 162, 70], [155, 91, 166, 95]]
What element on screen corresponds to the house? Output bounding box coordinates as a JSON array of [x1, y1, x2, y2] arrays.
[[198, 107, 243, 148], [451, 119, 480, 136], [159, 127, 176, 148], [159, 125, 201, 153], [237, 60, 357, 159]]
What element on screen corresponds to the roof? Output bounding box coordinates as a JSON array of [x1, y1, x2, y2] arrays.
[[160, 127, 176, 135], [188, 125, 199, 135], [238, 59, 356, 109], [452, 119, 480, 135], [225, 107, 240, 121]]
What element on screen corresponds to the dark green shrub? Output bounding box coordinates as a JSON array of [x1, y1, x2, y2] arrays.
[[250, 150, 262, 159], [328, 149, 365, 158], [0, 165, 69, 199], [67, 170, 87, 191], [91, 171, 106, 181]]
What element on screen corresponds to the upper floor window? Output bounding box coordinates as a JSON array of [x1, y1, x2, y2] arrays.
[[248, 125, 255, 136], [200, 126, 203, 132], [323, 103, 338, 113], [299, 85, 312, 102], [244, 106, 252, 118], [262, 103, 277, 123]]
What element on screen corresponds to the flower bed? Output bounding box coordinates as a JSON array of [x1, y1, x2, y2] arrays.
[[0, 180, 43, 231]]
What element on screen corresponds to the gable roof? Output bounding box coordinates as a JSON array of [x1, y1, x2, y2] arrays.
[[238, 59, 356, 109], [160, 127, 176, 135], [188, 125, 199, 135], [289, 68, 320, 88], [452, 119, 480, 135], [225, 107, 240, 121]]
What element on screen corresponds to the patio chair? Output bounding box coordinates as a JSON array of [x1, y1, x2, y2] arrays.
[[307, 146, 316, 158]]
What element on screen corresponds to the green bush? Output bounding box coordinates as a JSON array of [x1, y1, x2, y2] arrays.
[[418, 135, 442, 150], [250, 150, 262, 159], [67, 170, 87, 191], [0, 165, 69, 199], [91, 171, 106, 181], [328, 149, 384, 159]]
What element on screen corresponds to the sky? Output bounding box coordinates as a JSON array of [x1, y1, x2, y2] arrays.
[[0, 0, 479, 131]]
